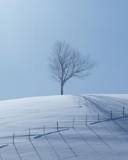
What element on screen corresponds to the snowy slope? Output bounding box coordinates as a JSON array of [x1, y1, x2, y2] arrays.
[[0, 94, 128, 160]]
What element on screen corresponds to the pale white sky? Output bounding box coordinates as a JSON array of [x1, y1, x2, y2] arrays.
[[0, 0, 128, 99]]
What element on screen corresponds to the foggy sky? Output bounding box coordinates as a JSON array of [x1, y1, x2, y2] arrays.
[[0, 0, 128, 100]]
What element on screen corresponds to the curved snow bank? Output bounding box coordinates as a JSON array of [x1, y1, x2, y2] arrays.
[[0, 95, 85, 136], [0, 94, 128, 137]]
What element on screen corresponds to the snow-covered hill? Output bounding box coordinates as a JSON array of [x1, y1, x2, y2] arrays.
[[0, 94, 128, 160]]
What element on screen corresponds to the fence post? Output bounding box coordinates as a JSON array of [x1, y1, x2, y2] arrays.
[[85, 114, 88, 126], [123, 106, 125, 118], [72, 118, 75, 128], [57, 121, 59, 131], [110, 110, 113, 120], [28, 128, 31, 141], [43, 125, 45, 134], [97, 113, 100, 121], [13, 133, 15, 145]]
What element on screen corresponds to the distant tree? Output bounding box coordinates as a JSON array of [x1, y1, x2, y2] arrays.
[[49, 41, 95, 95]]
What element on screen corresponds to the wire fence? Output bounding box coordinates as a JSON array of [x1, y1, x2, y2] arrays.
[[0, 106, 128, 141], [0, 106, 128, 160]]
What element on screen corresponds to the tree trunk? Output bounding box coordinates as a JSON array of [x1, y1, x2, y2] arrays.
[[61, 83, 64, 95]]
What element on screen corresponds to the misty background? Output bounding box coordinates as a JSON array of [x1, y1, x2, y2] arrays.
[[0, 0, 128, 100]]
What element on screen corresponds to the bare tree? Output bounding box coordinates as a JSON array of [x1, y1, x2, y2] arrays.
[[49, 41, 95, 95]]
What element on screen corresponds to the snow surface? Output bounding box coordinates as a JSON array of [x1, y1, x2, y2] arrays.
[[0, 94, 128, 159]]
